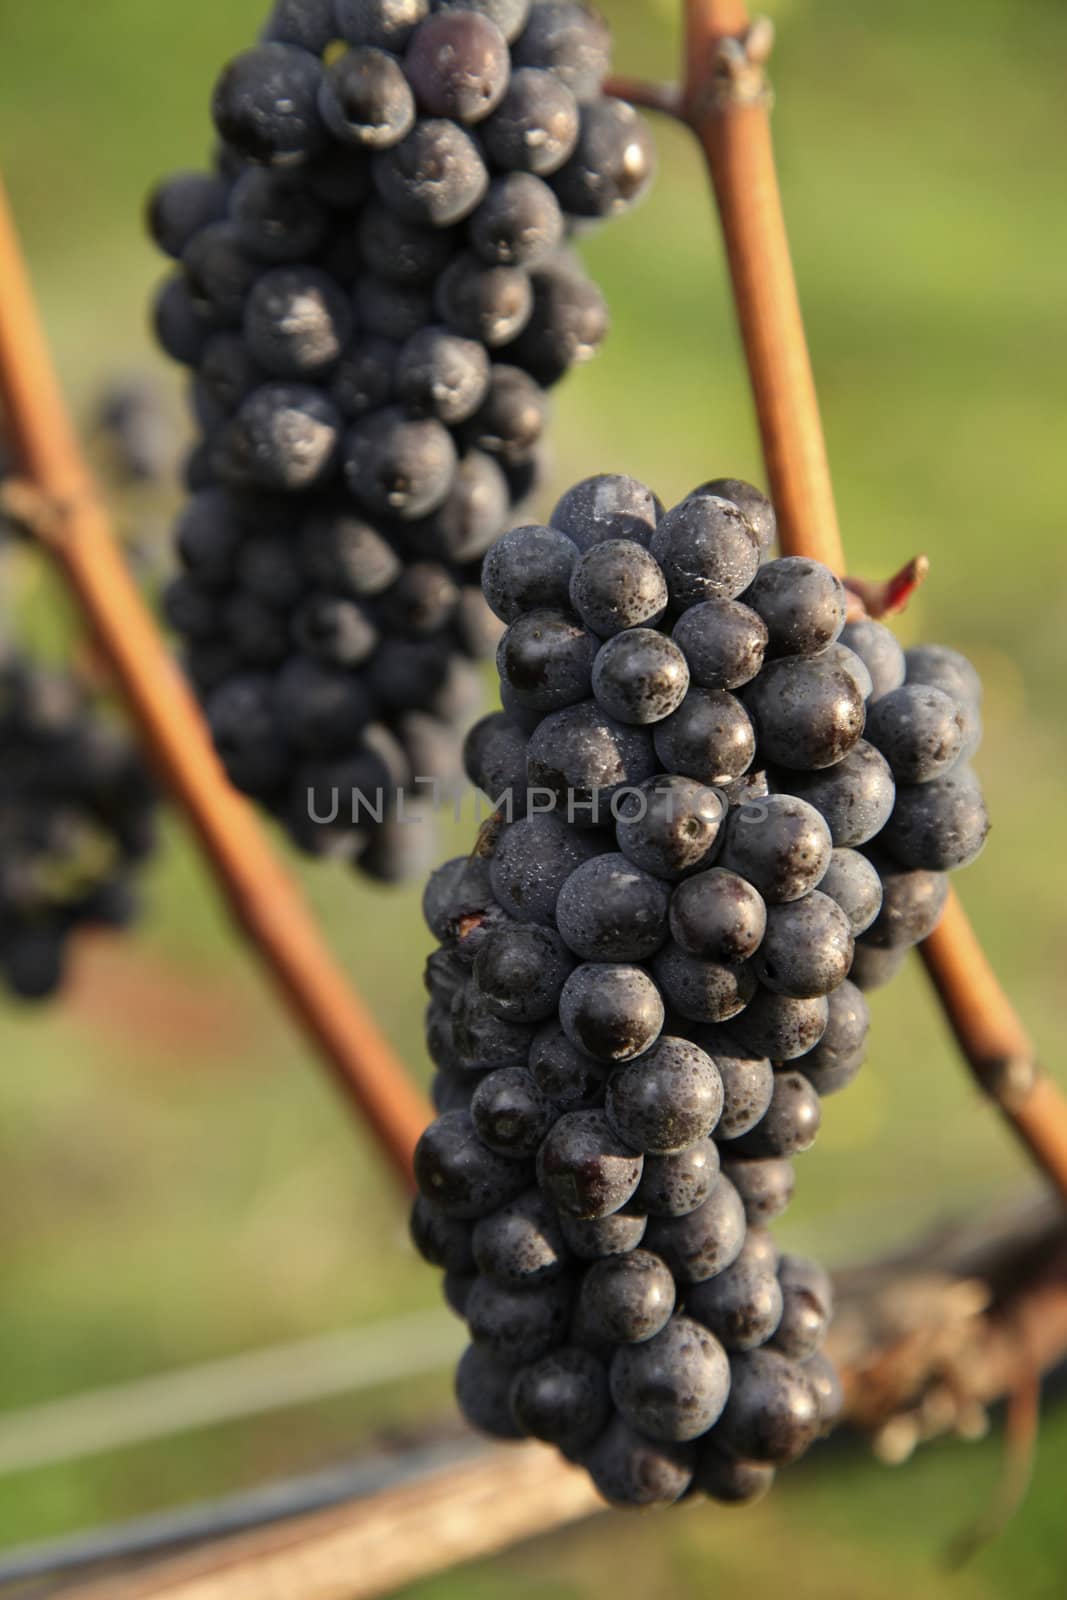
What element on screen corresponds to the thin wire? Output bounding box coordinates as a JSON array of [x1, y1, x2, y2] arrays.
[[0, 1310, 463, 1479]]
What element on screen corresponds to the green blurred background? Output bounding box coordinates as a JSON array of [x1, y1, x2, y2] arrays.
[[1, 0, 1065, 1593]]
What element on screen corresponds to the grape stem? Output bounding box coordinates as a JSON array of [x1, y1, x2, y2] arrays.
[[619, 2, 1067, 1208], [0, 176, 430, 1191]]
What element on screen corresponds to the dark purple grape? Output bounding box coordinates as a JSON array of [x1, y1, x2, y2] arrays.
[[865, 683, 964, 784], [536, 1109, 644, 1220], [685, 1234, 784, 1351], [569, 539, 667, 638], [650, 493, 760, 608], [559, 1208, 647, 1260], [556, 853, 670, 963], [580, 1417, 694, 1508], [744, 653, 866, 771], [611, 1313, 730, 1442], [372, 117, 489, 225], [772, 1255, 833, 1361], [721, 1156, 795, 1224], [691, 1029, 773, 1141], [752, 890, 853, 999], [881, 766, 989, 872], [840, 619, 906, 701], [692, 1441, 775, 1505], [671, 598, 768, 691], [482, 66, 580, 174], [526, 702, 656, 828], [691, 477, 775, 551], [466, 1272, 574, 1362], [551, 98, 655, 217], [743, 557, 846, 658], [575, 1249, 676, 1345], [559, 963, 665, 1064], [773, 740, 895, 849], [473, 922, 573, 1023], [471, 1187, 568, 1283], [509, 1345, 610, 1451], [630, 1138, 719, 1218], [529, 1023, 609, 1108], [668, 868, 767, 964], [410, 1194, 476, 1273], [490, 813, 602, 924], [497, 609, 597, 711], [605, 1036, 723, 1156], [455, 1342, 524, 1438], [716, 1349, 820, 1465], [798, 979, 869, 1097], [550, 473, 661, 552], [471, 1067, 557, 1156], [860, 851, 949, 948], [817, 847, 883, 935], [334, 0, 430, 50], [319, 46, 416, 148], [650, 942, 756, 1025], [212, 44, 326, 166], [717, 794, 832, 905], [414, 1109, 531, 1218], [483, 523, 579, 623], [405, 11, 511, 122], [652, 689, 755, 786], [592, 629, 690, 726], [614, 775, 725, 881], [732, 1071, 822, 1159], [644, 1178, 747, 1285]]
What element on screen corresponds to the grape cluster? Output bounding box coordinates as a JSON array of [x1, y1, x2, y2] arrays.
[[411, 470, 988, 1506], [149, 0, 654, 875], [0, 650, 156, 1000]]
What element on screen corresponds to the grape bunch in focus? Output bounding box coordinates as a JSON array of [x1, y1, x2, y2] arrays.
[[411, 470, 989, 1506], [0, 650, 156, 1000], [149, 0, 654, 878]]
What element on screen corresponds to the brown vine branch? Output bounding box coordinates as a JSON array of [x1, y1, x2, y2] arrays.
[[678, 0, 1067, 1206], [54, 1201, 1067, 1600], [0, 176, 430, 1191]]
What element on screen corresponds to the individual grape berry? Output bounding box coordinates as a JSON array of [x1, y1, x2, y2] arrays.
[[592, 629, 690, 726], [848, 940, 908, 991], [262, 0, 338, 50], [774, 740, 895, 849], [652, 688, 756, 785], [328, 337, 399, 417], [752, 890, 854, 999], [567, 540, 666, 638], [731, 989, 829, 1061], [212, 44, 326, 166], [692, 1031, 774, 1141], [220, 383, 341, 490], [817, 848, 882, 936], [611, 1315, 730, 1443], [743, 653, 866, 771], [536, 1109, 644, 1219], [668, 868, 767, 964], [334, 0, 430, 49], [650, 493, 760, 608], [206, 674, 288, 794], [692, 478, 776, 552], [466, 1273, 573, 1362], [469, 173, 564, 266], [644, 1178, 747, 1285], [404, 11, 510, 122], [452, 987, 537, 1071], [732, 1071, 822, 1159], [488, 813, 599, 924], [606, 1037, 723, 1156], [743, 558, 846, 658], [881, 765, 989, 872], [472, 1187, 568, 1283], [276, 654, 376, 753], [860, 851, 949, 948], [319, 47, 416, 148], [471, 1067, 557, 1156], [443, 1270, 476, 1316], [552, 98, 656, 216], [482, 523, 578, 622], [153, 276, 215, 365], [292, 595, 378, 665], [482, 66, 579, 174], [416, 448, 511, 561], [693, 1442, 775, 1505], [904, 642, 982, 712], [773, 1255, 833, 1361], [183, 223, 261, 320], [508, 256, 609, 385], [650, 943, 756, 1026], [717, 794, 831, 906], [840, 618, 906, 701], [581, 1417, 694, 1508], [435, 253, 533, 345], [435, 0, 531, 42], [556, 853, 670, 962], [473, 922, 573, 1022], [511, 2, 612, 101], [560, 1209, 646, 1260], [550, 473, 661, 552], [529, 1023, 609, 1108], [865, 683, 965, 784], [497, 609, 597, 711], [237, 533, 305, 606], [559, 963, 665, 1063], [393, 326, 490, 423], [509, 1346, 611, 1452], [242, 268, 352, 379], [148, 171, 229, 259], [804, 1349, 844, 1431], [824, 640, 873, 702], [575, 1249, 676, 1345], [414, 1109, 531, 1218], [614, 775, 725, 880], [630, 1138, 719, 1218], [526, 702, 656, 827], [372, 118, 489, 225], [410, 1194, 477, 1274], [797, 977, 869, 1096], [463, 365, 547, 466], [671, 598, 768, 692], [721, 1156, 795, 1224], [343, 406, 456, 518], [686, 1234, 784, 1352], [715, 1349, 820, 1465], [456, 1343, 524, 1439]]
